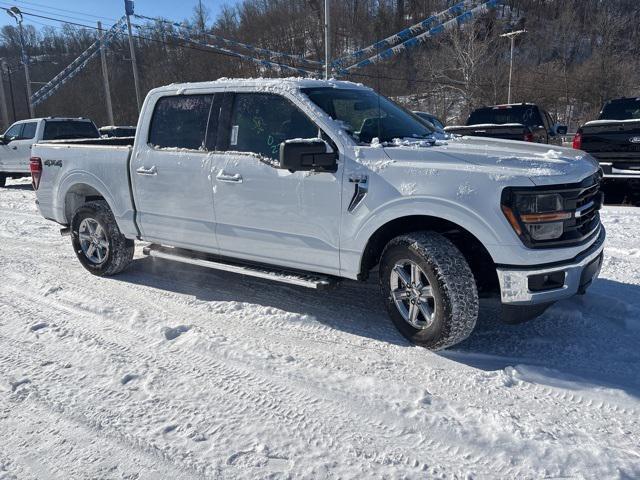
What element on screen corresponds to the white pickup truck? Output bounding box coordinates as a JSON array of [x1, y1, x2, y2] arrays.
[[31, 78, 605, 350], [0, 117, 99, 187]]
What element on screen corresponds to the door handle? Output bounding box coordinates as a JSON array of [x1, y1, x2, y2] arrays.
[[11, 146, 17, 150], [136, 165, 157, 176], [216, 171, 243, 183]]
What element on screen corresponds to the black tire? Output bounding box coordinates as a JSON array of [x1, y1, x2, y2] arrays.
[[70, 200, 134, 276], [379, 231, 479, 350], [0, 174, 6, 188]]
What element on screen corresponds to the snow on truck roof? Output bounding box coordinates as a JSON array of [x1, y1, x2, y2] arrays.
[[11, 117, 93, 124], [151, 77, 370, 95]]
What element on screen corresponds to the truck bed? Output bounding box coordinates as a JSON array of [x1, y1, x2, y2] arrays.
[[445, 123, 530, 142], [32, 141, 138, 238], [579, 120, 640, 175]]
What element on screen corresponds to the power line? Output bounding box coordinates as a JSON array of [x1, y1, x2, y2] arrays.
[[0, 0, 119, 23], [12, 10, 245, 62]]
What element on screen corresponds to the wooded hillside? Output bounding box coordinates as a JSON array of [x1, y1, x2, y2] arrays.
[[1, 0, 638, 129]]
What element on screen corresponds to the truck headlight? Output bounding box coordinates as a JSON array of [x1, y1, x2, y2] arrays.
[[501, 192, 571, 242]]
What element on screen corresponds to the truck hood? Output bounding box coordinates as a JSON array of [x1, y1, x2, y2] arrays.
[[378, 136, 599, 186]]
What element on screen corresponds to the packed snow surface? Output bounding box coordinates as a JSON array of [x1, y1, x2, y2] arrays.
[[1, 178, 639, 479]]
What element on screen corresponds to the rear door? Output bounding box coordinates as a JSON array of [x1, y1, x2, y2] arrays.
[[131, 92, 221, 252]]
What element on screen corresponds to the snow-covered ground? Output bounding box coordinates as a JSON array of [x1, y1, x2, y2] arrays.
[[1, 177, 638, 479]]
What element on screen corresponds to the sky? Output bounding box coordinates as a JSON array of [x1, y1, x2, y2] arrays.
[[0, 0, 238, 30]]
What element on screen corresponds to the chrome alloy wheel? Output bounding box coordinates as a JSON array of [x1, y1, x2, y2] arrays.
[[78, 218, 109, 264], [390, 259, 437, 330]]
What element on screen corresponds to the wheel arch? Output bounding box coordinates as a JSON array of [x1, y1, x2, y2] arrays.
[[63, 183, 107, 225], [358, 214, 499, 296]]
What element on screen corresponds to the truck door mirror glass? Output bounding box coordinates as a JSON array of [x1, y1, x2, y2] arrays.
[[555, 125, 568, 135], [279, 139, 337, 172]]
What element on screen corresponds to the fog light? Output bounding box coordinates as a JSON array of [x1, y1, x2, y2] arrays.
[[526, 222, 564, 240]]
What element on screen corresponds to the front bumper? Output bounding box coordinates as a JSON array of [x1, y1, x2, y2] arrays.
[[496, 226, 605, 305]]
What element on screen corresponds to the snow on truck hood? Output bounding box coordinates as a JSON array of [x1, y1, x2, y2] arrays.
[[378, 135, 599, 186]]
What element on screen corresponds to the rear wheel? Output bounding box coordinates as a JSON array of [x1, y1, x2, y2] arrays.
[[71, 200, 134, 276], [0, 174, 6, 188], [379, 231, 479, 350]]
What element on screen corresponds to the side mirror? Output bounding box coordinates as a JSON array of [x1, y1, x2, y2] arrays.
[[555, 125, 568, 135], [0, 135, 6, 145], [279, 139, 337, 172]]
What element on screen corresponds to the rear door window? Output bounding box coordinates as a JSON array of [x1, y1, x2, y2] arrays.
[[43, 121, 100, 140], [227, 93, 318, 159], [20, 122, 37, 140], [148, 94, 214, 150]]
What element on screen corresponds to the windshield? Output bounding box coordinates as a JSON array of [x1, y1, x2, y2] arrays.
[[302, 87, 434, 145], [415, 112, 445, 130], [599, 98, 640, 120], [43, 121, 100, 140], [467, 106, 543, 127]]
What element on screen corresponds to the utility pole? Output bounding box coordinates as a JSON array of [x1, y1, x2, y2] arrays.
[[0, 61, 9, 129], [324, 0, 330, 79], [500, 29, 526, 104], [98, 21, 115, 125], [6, 7, 34, 117], [4, 62, 16, 122], [124, 0, 142, 113]]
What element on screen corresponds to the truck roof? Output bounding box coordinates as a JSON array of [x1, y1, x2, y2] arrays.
[[10, 117, 93, 124], [485, 103, 537, 109], [150, 77, 370, 95]]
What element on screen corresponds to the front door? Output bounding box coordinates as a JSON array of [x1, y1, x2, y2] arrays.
[[210, 92, 343, 275], [1, 122, 36, 173], [131, 93, 220, 252]]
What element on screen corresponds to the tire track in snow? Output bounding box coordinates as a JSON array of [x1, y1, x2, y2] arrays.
[[1, 285, 529, 478]]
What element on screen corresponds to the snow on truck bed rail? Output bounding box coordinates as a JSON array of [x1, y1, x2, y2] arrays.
[[0, 177, 639, 479]]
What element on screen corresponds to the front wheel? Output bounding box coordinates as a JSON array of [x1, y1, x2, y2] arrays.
[[71, 200, 134, 276], [379, 231, 479, 350], [0, 174, 6, 188]]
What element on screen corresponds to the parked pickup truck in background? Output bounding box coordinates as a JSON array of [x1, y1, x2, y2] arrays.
[[573, 97, 640, 188], [0, 117, 99, 187], [445, 103, 568, 144], [31, 79, 605, 350]]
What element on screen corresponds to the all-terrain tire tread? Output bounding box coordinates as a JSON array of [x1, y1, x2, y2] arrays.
[[381, 231, 479, 350]]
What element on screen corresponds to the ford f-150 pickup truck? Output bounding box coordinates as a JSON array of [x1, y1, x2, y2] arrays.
[[445, 103, 568, 144], [0, 117, 99, 187], [573, 97, 640, 189], [31, 79, 605, 350]]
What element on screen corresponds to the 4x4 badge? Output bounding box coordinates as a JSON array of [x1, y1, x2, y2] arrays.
[[44, 159, 62, 167]]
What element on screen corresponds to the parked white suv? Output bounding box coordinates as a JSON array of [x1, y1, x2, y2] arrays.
[[31, 78, 605, 349], [0, 117, 99, 187]]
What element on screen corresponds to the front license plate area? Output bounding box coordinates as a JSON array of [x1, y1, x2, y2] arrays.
[[579, 253, 603, 293]]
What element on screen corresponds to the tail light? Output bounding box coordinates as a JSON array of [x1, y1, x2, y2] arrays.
[[524, 131, 534, 142], [30, 156, 42, 190], [572, 131, 582, 150]]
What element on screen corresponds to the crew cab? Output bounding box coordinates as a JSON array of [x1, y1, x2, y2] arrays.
[[31, 79, 605, 350], [573, 97, 640, 187], [445, 103, 568, 144], [0, 117, 99, 187]]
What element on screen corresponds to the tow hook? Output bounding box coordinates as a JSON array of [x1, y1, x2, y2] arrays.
[[60, 227, 71, 236]]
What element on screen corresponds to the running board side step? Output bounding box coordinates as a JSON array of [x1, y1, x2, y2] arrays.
[[142, 244, 338, 290]]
